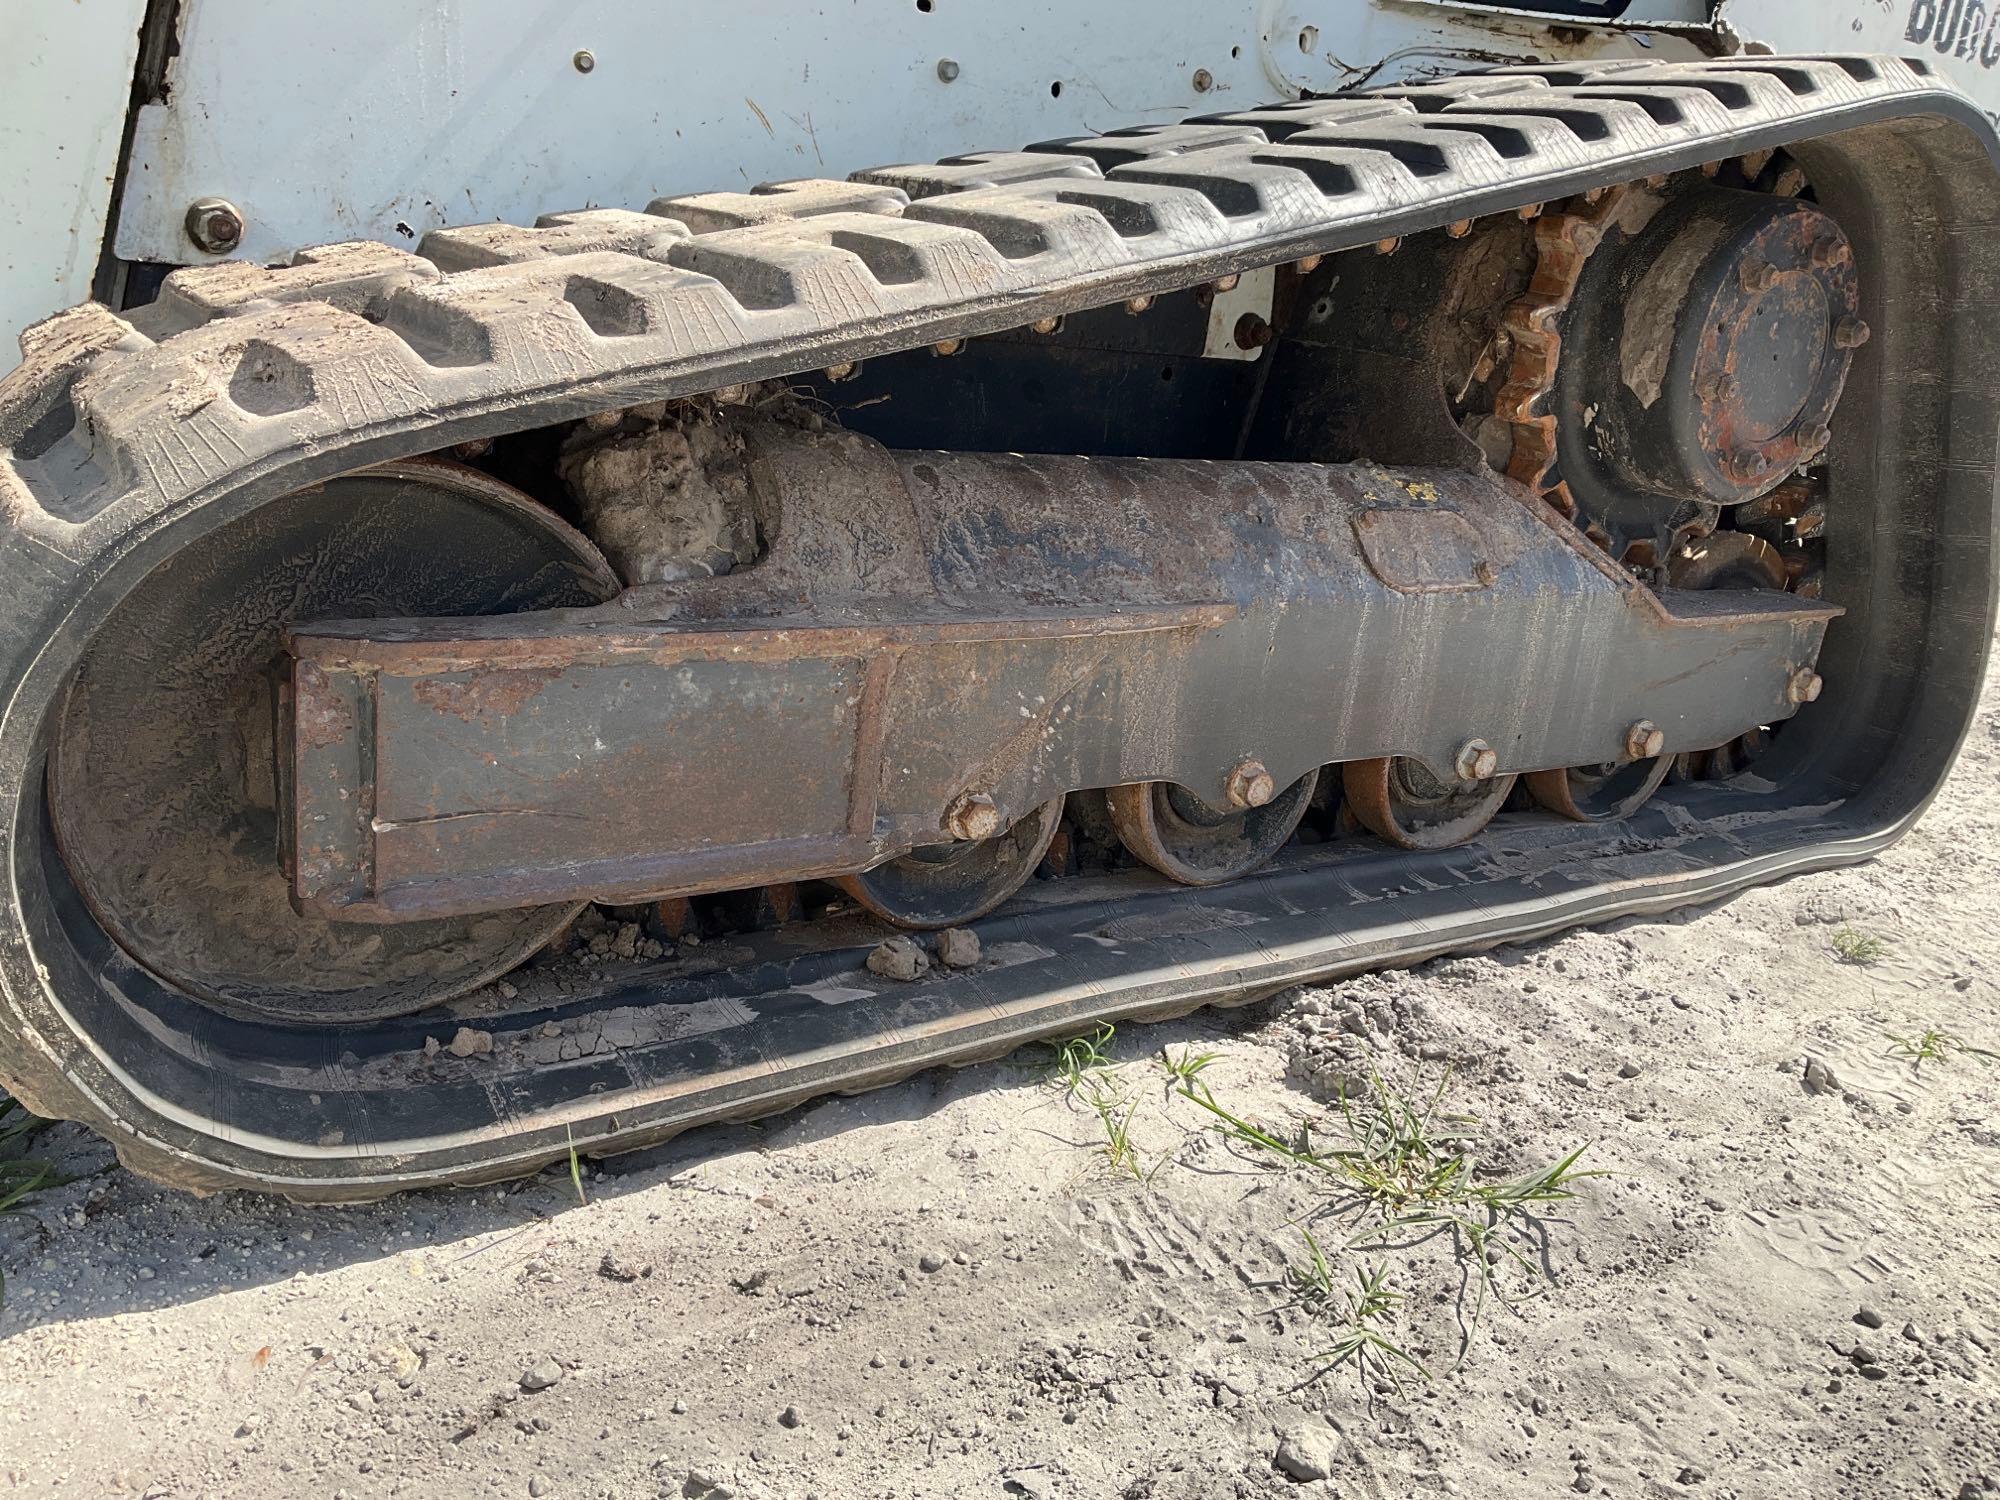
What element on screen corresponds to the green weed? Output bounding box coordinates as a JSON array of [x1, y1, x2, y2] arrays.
[[1831, 927, 1889, 965], [1885, 1027, 1997, 1067]]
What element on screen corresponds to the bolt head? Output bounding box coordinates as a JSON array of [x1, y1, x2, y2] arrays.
[[1810, 235, 1844, 268], [1233, 313, 1272, 350], [572, 49, 596, 74], [1030, 315, 1061, 335], [823, 361, 857, 382], [1788, 668, 1823, 705], [936, 57, 961, 82], [1740, 259, 1781, 294], [1454, 739, 1498, 782], [1293, 254, 1324, 275], [1125, 295, 1155, 315], [1225, 760, 1275, 809], [1192, 67, 1214, 92], [1798, 423, 1832, 455], [1624, 720, 1666, 761], [1445, 218, 1473, 239], [932, 338, 963, 357], [183, 197, 244, 255], [945, 793, 1002, 841], [1374, 236, 1402, 256], [1833, 316, 1871, 350]]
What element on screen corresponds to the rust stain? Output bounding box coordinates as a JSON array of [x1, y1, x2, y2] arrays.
[[293, 663, 355, 751], [413, 667, 562, 721]]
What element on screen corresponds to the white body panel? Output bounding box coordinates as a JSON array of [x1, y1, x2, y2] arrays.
[[109, 0, 1699, 269], [0, 0, 149, 370]]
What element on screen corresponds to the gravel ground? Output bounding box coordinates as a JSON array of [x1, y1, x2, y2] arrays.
[[2, 659, 1996, 1500]]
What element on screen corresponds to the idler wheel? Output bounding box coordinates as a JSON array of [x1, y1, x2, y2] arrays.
[[47, 461, 620, 1023], [839, 798, 1065, 929], [1105, 771, 1317, 886]]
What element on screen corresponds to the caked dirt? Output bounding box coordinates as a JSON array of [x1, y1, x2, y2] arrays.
[[2, 656, 1996, 1500]]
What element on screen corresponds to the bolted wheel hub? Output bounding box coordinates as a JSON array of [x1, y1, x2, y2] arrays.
[[1530, 184, 1863, 568]]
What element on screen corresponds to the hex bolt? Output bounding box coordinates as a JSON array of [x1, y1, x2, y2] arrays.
[[1454, 739, 1499, 782], [823, 361, 859, 382], [1211, 272, 1240, 294], [944, 792, 1002, 841], [1798, 423, 1833, 455], [1192, 68, 1214, 92], [1696, 371, 1740, 404], [711, 384, 750, 405], [1810, 235, 1843, 268], [1788, 668, 1823, 705], [1624, 719, 1666, 761], [1445, 218, 1473, 239], [936, 57, 961, 82], [1740, 450, 1772, 479], [932, 337, 964, 356], [1740, 259, 1781, 294], [183, 197, 245, 255], [1125, 295, 1154, 314], [1517, 202, 1544, 221], [1224, 760, 1275, 809], [1292, 253, 1324, 275], [1029, 315, 1062, 335], [1234, 312, 1273, 350], [1374, 236, 1401, 256], [581, 407, 623, 432], [572, 49, 596, 74], [1833, 316, 1871, 350]]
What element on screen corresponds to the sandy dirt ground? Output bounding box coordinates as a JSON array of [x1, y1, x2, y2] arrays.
[[2, 658, 1996, 1500]]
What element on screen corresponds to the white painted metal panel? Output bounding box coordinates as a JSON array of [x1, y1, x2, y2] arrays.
[[113, 0, 1702, 266], [0, 0, 148, 375], [1723, 0, 2000, 121]]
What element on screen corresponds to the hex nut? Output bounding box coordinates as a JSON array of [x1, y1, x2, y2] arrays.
[[1788, 668, 1823, 705], [944, 793, 1001, 841], [1029, 315, 1061, 335], [1740, 259, 1781, 294], [1624, 720, 1666, 760], [936, 57, 961, 82], [572, 49, 596, 74], [1454, 739, 1498, 782], [1833, 317, 1871, 350], [184, 197, 244, 255], [823, 361, 858, 382], [1225, 760, 1275, 809]]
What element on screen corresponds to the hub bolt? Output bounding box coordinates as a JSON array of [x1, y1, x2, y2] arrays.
[[1810, 235, 1844, 268], [1833, 316, 1871, 350], [1624, 720, 1666, 761], [1787, 668, 1823, 705], [1225, 759, 1276, 809], [1798, 423, 1832, 455], [944, 792, 1002, 841], [1454, 738, 1499, 782], [184, 197, 245, 255], [1740, 259, 1781, 294], [1696, 371, 1740, 404], [1740, 450, 1772, 479]]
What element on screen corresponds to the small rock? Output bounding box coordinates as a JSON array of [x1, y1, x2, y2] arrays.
[[448, 1027, 494, 1059], [777, 1405, 802, 1429], [917, 1252, 946, 1273], [1677, 1466, 1707, 1486], [935, 928, 981, 969], [422, 1035, 441, 1060], [1802, 1056, 1839, 1095], [671, 1398, 688, 1415], [1273, 1423, 1339, 1482], [1902, 1321, 1929, 1346], [866, 936, 930, 982], [520, 1358, 563, 1393], [682, 1472, 734, 1500], [599, 1253, 650, 1283], [528, 1479, 549, 1498], [1618, 1061, 1642, 1079], [1855, 1306, 1885, 1329], [234, 1417, 262, 1439], [1559, 1070, 1589, 1088], [1858, 1363, 1890, 1381], [1572, 1476, 1594, 1494]]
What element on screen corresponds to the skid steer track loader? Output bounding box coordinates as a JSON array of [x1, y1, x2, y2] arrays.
[[0, 8, 1995, 1197]]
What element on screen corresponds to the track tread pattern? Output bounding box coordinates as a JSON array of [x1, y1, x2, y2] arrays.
[[0, 56, 1945, 553]]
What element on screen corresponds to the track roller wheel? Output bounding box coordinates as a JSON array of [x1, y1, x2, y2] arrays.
[[1104, 772, 1317, 886], [838, 798, 1065, 929], [1525, 756, 1673, 823], [47, 461, 620, 1023], [1342, 758, 1515, 851]]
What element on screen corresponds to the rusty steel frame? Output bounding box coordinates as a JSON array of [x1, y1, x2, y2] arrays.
[[284, 428, 1838, 924]]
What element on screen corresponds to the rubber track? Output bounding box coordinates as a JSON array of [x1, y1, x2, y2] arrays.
[[0, 54, 1993, 1199], [0, 55, 1952, 543]]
